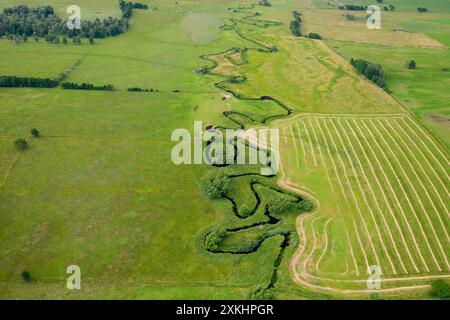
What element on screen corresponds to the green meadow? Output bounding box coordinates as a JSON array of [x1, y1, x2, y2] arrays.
[[0, 0, 448, 299]]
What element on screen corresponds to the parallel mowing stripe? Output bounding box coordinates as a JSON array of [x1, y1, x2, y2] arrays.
[[306, 119, 334, 192], [329, 119, 392, 274], [355, 119, 431, 272], [321, 119, 371, 270], [403, 117, 450, 168], [304, 216, 322, 273], [379, 119, 450, 245], [288, 124, 300, 169], [295, 122, 308, 169], [369, 119, 448, 270], [281, 127, 288, 144], [393, 120, 449, 213], [316, 217, 333, 273], [341, 119, 417, 273], [315, 118, 359, 275], [302, 120, 317, 166]]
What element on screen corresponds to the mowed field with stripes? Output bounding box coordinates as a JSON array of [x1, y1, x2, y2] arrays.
[[275, 114, 449, 292]]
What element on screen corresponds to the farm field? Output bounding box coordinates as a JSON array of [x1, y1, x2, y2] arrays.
[[0, 0, 449, 300], [275, 114, 450, 293]]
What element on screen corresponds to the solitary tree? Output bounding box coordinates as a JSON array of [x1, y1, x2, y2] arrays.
[[408, 60, 417, 69], [14, 138, 28, 151], [21, 271, 31, 283], [31, 128, 40, 137]]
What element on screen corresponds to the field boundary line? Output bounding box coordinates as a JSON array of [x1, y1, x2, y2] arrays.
[[271, 112, 407, 127]]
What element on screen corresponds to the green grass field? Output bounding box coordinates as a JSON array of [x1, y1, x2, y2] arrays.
[[0, 0, 448, 299]]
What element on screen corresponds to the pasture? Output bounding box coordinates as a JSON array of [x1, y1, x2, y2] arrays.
[[0, 0, 448, 299]]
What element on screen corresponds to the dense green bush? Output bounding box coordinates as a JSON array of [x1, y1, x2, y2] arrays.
[[430, 280, 450, 299], [408, 60, 416, 69], [350, 58, 386, 88], [205, 227, 227, 251], [30, 128, 40, 137], [268, 196, 295, 215], [290, 11, 302, 37], [21, 271, 31, 283], [14, 138, 28, 151], [306, 33, 322, 40], [201, 172, 230, 200]]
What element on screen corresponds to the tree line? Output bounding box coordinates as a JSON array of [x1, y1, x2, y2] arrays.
[[350, 58, 386, 88], [0, 1, 148, 42], [61, 82, 114, 91], [290, 10, 302, 37], [0, 75, 58, 88], [338, 5, 368, 11]]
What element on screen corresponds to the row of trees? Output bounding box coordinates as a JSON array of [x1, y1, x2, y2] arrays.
[[338, 5, 367, 11], [290, 10, 302, 37], [61, 82, 114, 91], [350, 58, 386, 88], [0, 1, 148, 41], [0, 75, 58, 88]]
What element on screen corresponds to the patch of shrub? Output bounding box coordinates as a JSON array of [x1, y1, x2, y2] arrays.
[[21, 271, 31, 283], [30, 128, 40, 137], [350, 58, 386, 88], [290, 11, 302, 37], [14, 138, 28, 151], [298, 199, 313, 212], [407, 60, 416, 69], [201, 172, 230, 200], [306, 33, 322, 40], [430, 280, 450, 299], [268, 196, 296, 215], [248, 285, 274, 300], [205, 227, 227, 251]]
